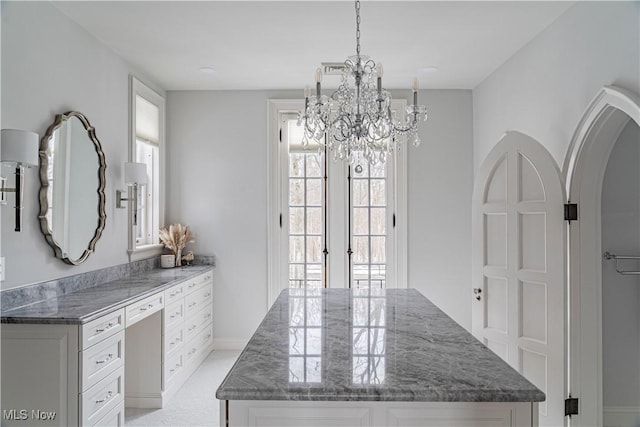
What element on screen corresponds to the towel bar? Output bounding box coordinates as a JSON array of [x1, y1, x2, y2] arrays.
[[603, 251, 640, 275]]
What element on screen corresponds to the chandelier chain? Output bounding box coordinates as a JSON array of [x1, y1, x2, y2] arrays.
[[355, 0, 361, 59]]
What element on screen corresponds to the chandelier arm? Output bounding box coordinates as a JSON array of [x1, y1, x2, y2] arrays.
[[336, 115, 354, 141]]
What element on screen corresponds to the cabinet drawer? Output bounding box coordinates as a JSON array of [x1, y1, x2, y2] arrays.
[[164, 325, 184, 358], [185, 322, 213, 365], [80, 367, 124, 427], [163, 351, 184, 387], [184, 271, 213, 295], [164, 282, 185, 304], [126, 293, 164, 327], [82, 309, 125, 350], [164, 299, 185, 330], [184, 304, 213, 342], [80, 331, 125, 391], [92, 399, 124, 427], [184, 283, 212, 318]]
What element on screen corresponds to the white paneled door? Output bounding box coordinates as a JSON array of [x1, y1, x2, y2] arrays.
[[472, 132, 566, 426]]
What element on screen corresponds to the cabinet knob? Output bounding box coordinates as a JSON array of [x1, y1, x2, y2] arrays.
[[96, 322, 114, 333], [95, 390, 113, 404], [95, 353, 114, 365]]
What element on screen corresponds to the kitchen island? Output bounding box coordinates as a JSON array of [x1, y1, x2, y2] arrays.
[[216, 288, 544, 426]]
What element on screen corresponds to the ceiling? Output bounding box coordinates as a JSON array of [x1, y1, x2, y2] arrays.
[[52, 1, 574, 91]]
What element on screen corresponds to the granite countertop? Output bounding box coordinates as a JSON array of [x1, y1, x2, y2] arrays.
[[216, 288, 545, 403], [1, 265, 213, 325]]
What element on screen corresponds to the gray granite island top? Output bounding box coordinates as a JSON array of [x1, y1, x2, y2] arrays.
[[1, 265, 212, 325], [216, 288, 545, 403]]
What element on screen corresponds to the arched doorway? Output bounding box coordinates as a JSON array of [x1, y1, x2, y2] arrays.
[[563, 85, 640, 426]]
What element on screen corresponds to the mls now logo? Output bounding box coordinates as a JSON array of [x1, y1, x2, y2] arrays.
[[3, 409, 57, 421]]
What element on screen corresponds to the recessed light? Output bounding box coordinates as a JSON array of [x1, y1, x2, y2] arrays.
[[199, 66, 216, 74], [420, 66, 439, 73]]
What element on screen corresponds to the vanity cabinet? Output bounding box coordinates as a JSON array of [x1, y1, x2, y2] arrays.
[[161, 272, 213, 401], [1, 317, 125, 427], [1, 268, 214, 426]]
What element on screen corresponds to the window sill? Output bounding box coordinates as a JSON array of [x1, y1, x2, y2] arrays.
[[128, 243, 163, 262]]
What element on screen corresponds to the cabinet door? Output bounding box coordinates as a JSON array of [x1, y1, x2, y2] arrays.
[[1, 323, 79, 427]]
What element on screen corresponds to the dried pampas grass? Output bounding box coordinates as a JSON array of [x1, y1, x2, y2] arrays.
[[159, 223, 194, 267]]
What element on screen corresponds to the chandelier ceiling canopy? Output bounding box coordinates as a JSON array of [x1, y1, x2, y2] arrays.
[[299, 0, 428, 166]]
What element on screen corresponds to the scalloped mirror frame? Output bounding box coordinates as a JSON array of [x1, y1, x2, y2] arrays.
[[38, 111, 107, 265]]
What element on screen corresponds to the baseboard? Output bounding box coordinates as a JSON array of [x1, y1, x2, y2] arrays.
[[603, 406, 640, 427], [213, 338, 247, 350], [125, 392, 163, 408]]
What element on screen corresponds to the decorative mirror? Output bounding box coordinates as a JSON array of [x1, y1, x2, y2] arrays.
[[38, 111, 106, 265]]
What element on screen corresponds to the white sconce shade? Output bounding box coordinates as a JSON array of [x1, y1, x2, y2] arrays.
[[124, 162, 147, 185], [1, 129, 39, 167]]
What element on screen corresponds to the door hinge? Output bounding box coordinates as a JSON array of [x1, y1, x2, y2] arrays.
[[393, 213, 396, 228], [279, 128, 282, 143], [564, 203, 578, 222], [565, 396, 579, 417], [279, 213, 282, 228]]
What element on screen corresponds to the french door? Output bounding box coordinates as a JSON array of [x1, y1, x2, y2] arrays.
[[268, 101, 406, 300]]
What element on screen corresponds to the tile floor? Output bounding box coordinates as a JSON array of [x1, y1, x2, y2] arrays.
[[125, 350, 241, 426]]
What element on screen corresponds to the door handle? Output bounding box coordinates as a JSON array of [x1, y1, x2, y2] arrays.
[[473, 288, 482, 301]]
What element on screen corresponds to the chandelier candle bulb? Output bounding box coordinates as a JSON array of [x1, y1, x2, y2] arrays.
[[412, 77, 419, 106], [304, 86, 311, 99], [315, 68, 322, 98]]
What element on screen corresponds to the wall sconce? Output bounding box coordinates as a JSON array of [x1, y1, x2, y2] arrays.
[[116, 162, 147, 226], [1, 129, 39, 232]]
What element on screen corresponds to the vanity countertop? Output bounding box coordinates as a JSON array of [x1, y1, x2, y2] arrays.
[[216, 288, 545, 403], [1, 265, 212, 325]]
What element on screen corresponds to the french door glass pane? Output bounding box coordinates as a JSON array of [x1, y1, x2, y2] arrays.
[[287, 129, 325, 289], [351, 161, 388, 289]]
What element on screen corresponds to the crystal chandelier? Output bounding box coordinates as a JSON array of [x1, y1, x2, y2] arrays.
[[298, 0, 428, 165]]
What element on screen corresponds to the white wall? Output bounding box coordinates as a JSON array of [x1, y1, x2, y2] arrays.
[[473, 1, 639, 173], [1, 1, 163, 289], [601, 120, 640, 412], [166, 89, 473, 344], [408, 90, 473, 329]]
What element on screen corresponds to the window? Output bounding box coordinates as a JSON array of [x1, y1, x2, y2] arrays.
[[129, 77, 165, 260], [267, 100, 407, 304]]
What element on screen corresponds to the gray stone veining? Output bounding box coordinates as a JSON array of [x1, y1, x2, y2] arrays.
[[216, 288, 545, 403], [1, 264, 213, 325]]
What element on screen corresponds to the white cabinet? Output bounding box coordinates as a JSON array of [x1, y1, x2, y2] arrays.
[[1, 268, 214, 426], [224, 401, 538, 427], [1, 320, 125, 427], [161, 273, 214, 403], [124, 271, 214, 408]]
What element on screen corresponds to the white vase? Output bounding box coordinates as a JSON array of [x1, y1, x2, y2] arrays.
[[161, 254, 175, 268]]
